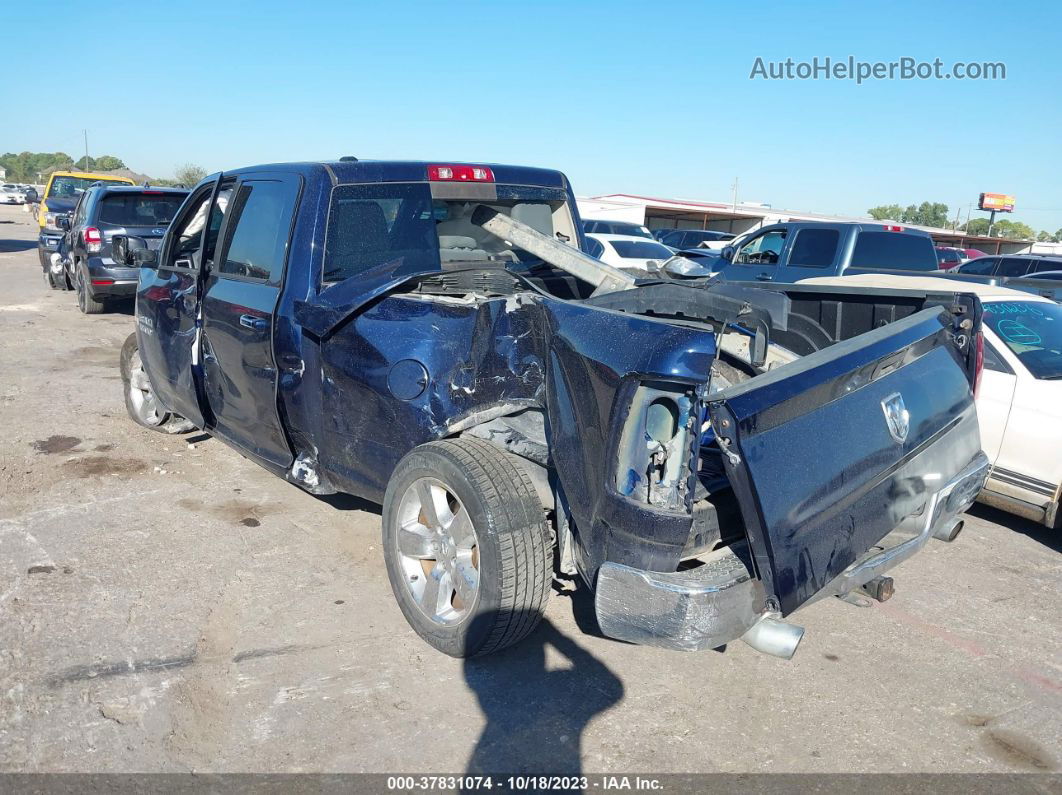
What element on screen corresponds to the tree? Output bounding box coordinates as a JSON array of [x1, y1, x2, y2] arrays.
[[173, 163, 207, 187], [94, 155, 126, 170], [963, 217, 1036, 240], [993, 220, 1035, 240], [868, 204, 904, 221], [868, 201, 950, 228], [1037, 230, 1055, 242], [0, 151, 75, 182]]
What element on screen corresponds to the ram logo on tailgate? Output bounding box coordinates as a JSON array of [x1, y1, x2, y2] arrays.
[[881, 393, 910, 444]]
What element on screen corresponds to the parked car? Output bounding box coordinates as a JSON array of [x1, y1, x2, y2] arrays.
[[0, 184, 23, 204], [654, 228, 736, 250], [36, 170, 135, 271], [113, 159, 987, 661], [800, 274, 1060, 530], [959, 248, 987, 263], [713, 221, 939, 283], [935, 246, 964, 271], [52, 184, 189, 312], [957, 254, 1062, 278], [582, 219, 653, 238], [584, 233, 677, 271]]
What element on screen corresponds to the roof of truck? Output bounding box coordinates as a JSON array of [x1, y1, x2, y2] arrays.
[[798, 273, 1054, 302], [204, 160, 570, 189]]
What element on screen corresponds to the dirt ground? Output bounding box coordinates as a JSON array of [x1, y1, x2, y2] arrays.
[[1, 203, 1060, 774]]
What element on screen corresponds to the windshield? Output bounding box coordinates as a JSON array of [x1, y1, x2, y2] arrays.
[[984, 301, 1062, 379], [99, 193, 187, 226], [610, 240, 674, 259], [47, 175, 130, 199], [323, 183, 575, 283], [851, 232, 937, 271]]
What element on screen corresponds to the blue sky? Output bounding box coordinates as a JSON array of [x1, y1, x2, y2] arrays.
[[4, 0, 1060, 231]]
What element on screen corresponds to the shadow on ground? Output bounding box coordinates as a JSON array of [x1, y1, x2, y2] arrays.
[[463, 609, 624, 781], [967, 503, 1060, 553], [0, 238, 38, 253]]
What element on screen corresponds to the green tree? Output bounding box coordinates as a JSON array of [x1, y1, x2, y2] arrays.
[[868, 201, 950, 228], [868, 204, 905, 221], [1037, 230, 1054, 242], [173, 163, 207, 186], [964, 218, 991, 236], [94, 155, 126, 170], [75, 155, 96, 170], [993, 220, 1035, 240]]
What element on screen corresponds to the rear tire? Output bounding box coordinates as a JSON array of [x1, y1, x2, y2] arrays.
[[120, 333, 194, 433], [75, 262, 106, 314], [382, 438, 552, 657]]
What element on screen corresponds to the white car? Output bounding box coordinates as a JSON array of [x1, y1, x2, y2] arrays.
[[584, 233, 678, 272], [0, 184, 23, 205], [799, 274, 1061, 529]]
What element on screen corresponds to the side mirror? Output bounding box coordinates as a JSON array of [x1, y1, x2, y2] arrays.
[[112, 235, 155, 267], [133, 248, 158, 267], [57, 215, 70, 231], [721, 245, 735, 261]]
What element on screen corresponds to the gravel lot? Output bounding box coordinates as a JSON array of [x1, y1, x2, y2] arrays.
[[1, 203, 1059, 774]]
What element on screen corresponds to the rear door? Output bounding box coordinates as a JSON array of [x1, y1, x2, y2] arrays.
[[708, 307, 981, 615], [774, 226, 843, 281], [998, 257, 1033, 277], [136, 179, 233, 427], [199, 173, 301, 469]]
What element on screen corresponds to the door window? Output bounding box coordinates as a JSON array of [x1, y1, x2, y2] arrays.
[[216, 180, 299, 282], [734, 230, 786, 265], [169, 184, 233, 269], [788, 228, 839, 268], [998, 258, 1031, 277], [959, 257, 998, 275]]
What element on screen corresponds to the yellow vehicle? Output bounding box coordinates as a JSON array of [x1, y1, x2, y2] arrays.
[[37, 170, 135, 269]]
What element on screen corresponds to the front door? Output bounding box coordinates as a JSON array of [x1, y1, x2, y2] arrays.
[[136, 180, 233, 427], [720, 228, 788, 283], [199, 173, 301, 469]]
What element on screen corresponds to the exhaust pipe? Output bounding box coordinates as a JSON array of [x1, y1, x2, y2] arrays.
[[933, 519, 964, 542], [739, 614, 804, 660]]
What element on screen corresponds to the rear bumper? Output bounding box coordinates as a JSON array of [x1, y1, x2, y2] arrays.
[[594, 450, 990, 654], [85, 257, 138, 299]]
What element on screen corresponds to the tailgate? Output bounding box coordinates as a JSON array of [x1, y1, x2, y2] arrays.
[[707, 306, 981, 615]]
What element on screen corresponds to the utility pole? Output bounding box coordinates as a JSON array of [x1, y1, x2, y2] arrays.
[[731, 177, 739, 213], [83, 129, 89, 169]]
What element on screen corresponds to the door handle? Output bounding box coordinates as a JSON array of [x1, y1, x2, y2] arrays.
[[239, 314, 268, 331], [755, 273, 774, 281]]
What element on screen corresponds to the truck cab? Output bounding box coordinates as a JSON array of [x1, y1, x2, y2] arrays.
[[716, 221, 940, 283], [115, 160, 989, 660]]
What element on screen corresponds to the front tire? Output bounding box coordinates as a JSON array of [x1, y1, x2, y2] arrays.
[[383, 438, 552, 657], [120, 334, 194, 433]]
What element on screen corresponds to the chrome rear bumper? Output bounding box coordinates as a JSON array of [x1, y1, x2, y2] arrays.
[[593, 451, 990, 656]]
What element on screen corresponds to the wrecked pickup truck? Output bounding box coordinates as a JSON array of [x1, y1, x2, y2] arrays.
[[113, 160, 989, 659]]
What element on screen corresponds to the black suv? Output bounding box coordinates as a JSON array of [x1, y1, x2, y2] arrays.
[[56, 185, 189, 313], [957, 253, 1062, 278]]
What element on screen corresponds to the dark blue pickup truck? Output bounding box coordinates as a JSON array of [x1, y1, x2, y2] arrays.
[[113, 160, 989, 659]]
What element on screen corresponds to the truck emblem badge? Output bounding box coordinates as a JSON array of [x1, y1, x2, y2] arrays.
[[881, 393, 910, 444], [153, 229, 165, 235]]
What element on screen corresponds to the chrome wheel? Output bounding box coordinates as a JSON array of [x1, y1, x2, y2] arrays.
[[395, 477, 479, 625], [127, 349, 163, 426]]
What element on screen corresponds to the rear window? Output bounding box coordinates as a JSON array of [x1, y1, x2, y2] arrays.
[[610, 240, 674, 259], [324, 183, 574, 283], [47, 175, 129, 198], [937, 249, 962, 264], [608, 222, 653, 238], [789, 228, 839, 268], [98, 193, 186, 226], [850, 232, 937, 271]]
